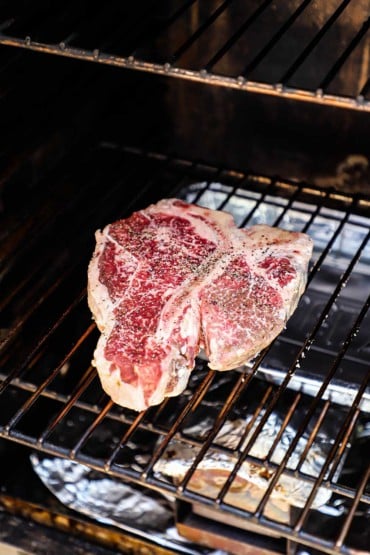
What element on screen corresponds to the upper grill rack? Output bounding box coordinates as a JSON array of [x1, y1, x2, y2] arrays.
[[1, 144, 370, 555], [0, 0, 370, 111]]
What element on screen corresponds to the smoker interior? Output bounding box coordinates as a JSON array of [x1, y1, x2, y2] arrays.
[[1, 2, 370, 555], [1, 0, 370, 183]]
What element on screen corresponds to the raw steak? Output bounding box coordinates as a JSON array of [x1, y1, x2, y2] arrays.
[[88, 199, 313, 411]]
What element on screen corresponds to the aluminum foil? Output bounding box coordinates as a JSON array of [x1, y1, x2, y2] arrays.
[[30, 453, 225, 554], [30, 376, 348, 546], [154, 409, 333, 524]]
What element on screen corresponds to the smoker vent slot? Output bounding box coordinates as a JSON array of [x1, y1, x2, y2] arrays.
[[0, 0, 369, 110], [1, 144, 370, 554]]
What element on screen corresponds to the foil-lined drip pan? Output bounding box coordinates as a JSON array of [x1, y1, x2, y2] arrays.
[[153, 410, 332, 524], [30, 454, 222, 555]]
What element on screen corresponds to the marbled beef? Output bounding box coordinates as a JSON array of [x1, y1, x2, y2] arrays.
[[88, 199, 313, 411]]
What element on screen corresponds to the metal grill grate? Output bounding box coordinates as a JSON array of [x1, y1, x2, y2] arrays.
[[0, 0, 370, 111], [1, 144, 370, 554]]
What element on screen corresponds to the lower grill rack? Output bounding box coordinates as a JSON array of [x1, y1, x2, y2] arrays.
[[1, 145, 370, 554]]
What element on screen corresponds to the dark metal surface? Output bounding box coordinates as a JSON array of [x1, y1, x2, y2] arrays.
[[0, 512, 125, 555], [0, 0, 369, 111]]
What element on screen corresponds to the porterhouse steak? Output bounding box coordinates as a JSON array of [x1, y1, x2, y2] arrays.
[[88, 198, 313, 411]]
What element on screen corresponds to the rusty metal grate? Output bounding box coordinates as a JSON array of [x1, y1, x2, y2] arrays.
[[1, 143, 370, 554], [0, 0, 369, 111]]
